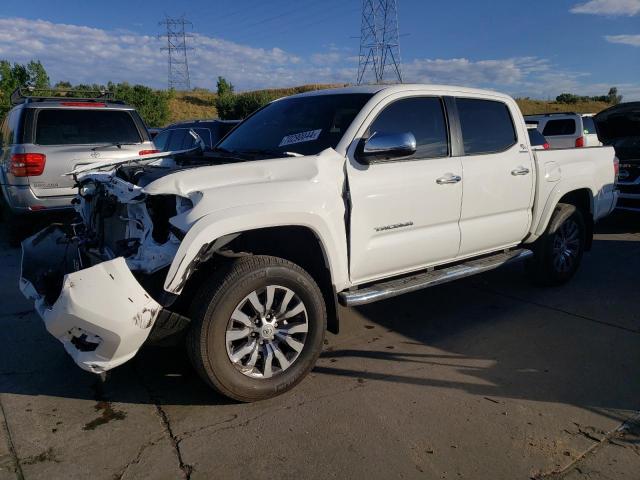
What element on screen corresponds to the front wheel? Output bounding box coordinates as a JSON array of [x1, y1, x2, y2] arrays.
[[527, 203, 586, 286], [187, 255, 327, 402]]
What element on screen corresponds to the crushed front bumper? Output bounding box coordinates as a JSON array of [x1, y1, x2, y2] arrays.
[[19, 227, 161, 373]]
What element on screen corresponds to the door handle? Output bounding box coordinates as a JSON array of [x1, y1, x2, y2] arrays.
[[511, 166, 530, 176], [436, 174, 462, 185]]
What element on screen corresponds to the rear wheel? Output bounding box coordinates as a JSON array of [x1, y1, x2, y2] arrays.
[[527, 203, 586, 286], [187, 255, 326, 402]]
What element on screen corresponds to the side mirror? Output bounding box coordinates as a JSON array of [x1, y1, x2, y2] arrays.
[[357, 131, 417, 163], [188, 129, 207, 152]]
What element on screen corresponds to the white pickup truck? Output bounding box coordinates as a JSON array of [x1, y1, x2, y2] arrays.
[[19, 85, 618, 401]]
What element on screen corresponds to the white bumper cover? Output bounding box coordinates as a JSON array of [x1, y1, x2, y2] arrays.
[[20, 247, 161, 374]]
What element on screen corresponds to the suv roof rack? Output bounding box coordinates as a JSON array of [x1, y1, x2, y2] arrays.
[[10, 86, 125, 106]]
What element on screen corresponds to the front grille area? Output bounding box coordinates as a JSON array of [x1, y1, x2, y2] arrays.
[[618, 184, 640, 195], [619, 164, 640, 183], [617, 197, 640, 210]]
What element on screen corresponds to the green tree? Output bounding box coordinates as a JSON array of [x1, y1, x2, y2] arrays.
[[0, 59, 51, 118], [607, 87, 622, 105], [109, 82, 170, 127], [216, 76, 234, 96]]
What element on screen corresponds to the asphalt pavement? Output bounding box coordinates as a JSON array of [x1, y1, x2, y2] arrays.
[[0, 213, 638, 479]]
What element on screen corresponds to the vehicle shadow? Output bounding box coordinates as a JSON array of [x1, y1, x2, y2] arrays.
[[0, 215, 638, 414]]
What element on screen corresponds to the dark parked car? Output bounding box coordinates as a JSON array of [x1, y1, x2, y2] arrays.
[[153, 119, 240, 152], [595, 103, 640, 212]]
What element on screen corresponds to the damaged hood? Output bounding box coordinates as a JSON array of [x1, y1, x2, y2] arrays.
[[141, 148, 346, 229], [143, 150, 334, 195], [68, 146, 200, 175]]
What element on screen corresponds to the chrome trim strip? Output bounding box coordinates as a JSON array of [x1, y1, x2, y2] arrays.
[[339, 249, 533, 307]]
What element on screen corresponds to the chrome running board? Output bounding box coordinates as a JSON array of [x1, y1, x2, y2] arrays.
[[339, 249, 533, 307]]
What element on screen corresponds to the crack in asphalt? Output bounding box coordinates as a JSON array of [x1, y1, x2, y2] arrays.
[[113, 435, 165, 480], [133, 364, 193, 480], [0, 394, 24, 480], [534, 412, 640, 479], [177, 381, 368, 441]]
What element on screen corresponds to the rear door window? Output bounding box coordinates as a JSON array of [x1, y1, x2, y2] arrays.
[[542, 119, 576, 136], [582, 117, 597, 134], [35, 109, 141, 145], [367, 97, 449, 160], [456, 98, 517, 155], [166, 129, 188, 151], [152, 130, 171, 151], [528, 128, 546, 146]]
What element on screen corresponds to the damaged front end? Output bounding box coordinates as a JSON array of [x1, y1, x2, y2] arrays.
[[19, 166, 197, 373]]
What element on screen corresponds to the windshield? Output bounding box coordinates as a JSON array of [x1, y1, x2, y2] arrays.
[[217, 93, 373, 157]]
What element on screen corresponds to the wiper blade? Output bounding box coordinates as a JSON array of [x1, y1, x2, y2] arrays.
[[91, 142, 138, 151], [235, 149, 302, 158]]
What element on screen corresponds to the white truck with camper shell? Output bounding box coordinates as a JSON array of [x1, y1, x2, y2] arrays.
[[19, 84, 618, 402]]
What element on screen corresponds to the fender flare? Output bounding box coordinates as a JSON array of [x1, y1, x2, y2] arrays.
[[532, 182, 595, 239], [163, 204, 350, 295]]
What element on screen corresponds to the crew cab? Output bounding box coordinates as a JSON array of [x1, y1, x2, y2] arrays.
[[19, 85, 618, 401]]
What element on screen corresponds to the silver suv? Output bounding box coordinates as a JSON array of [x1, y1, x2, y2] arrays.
[[524, 112, 602, 149], [0, 88, 156, 242]]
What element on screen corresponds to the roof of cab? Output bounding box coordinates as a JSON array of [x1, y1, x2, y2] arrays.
[[287, 83, 513, 100]]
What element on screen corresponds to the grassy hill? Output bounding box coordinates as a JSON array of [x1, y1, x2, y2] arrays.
[[167, 85, 613, 125], [515, 98, 611, 116]]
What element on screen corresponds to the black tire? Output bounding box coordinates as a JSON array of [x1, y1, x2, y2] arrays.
[[527, 203, 586, 286], [187, 255, 327, 402]]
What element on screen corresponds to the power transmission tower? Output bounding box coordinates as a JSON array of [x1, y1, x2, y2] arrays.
[[357, 0, 403, 85], [159, 16, 193, 90]]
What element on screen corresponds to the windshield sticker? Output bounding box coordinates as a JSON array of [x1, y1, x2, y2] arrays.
[[279, 129, 322, 147]]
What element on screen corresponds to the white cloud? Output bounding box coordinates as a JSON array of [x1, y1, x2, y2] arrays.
[[605, 34, 640, 46], [0, 17, 638, 100], [570, 0, 640, 16]]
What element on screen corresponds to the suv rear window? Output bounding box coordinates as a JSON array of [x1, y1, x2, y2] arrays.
[[457, 98, 517, 155], [542, 119, 576, 136], [35, 109, 141, 146]]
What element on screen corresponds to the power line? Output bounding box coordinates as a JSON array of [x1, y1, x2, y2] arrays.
[[159, 15, 194, 90], [357, 0, 403, 85]]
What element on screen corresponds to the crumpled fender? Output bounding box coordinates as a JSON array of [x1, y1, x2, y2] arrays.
[[163, 202, 350, 294]]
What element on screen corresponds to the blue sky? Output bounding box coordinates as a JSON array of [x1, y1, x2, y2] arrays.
[[1, 0, 639, 98]]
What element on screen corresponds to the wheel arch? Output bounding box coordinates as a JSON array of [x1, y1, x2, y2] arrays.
[[532, 185, 595, 250], [165, 214, 347, 334]]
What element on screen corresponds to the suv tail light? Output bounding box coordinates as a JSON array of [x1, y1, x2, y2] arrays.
[[10, 153, 46, 177], [575, 136, 585, 148], [139, 149, 160, 156]]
